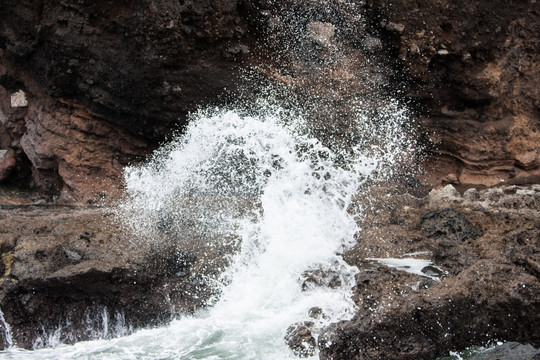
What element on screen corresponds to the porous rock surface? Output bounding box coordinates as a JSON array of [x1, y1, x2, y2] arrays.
[[1, 0, 539, 200], [367, 0, 540, 188], [315, 184, 540, 359], [0, 0, 253, 202]]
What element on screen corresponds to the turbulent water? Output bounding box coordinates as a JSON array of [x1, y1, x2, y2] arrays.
[[0, 98, 413, 359]]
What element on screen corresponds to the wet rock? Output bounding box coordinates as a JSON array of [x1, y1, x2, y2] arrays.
[[421, 208, 483, 242], [285, 321, 316, 358], [301, 268, 342, 290], [420, 265, 445, 277], [320, 261, 540, 360], [433, 238, 471, 272], [226, 43, 249, 56], [307, 22, 336, 47], [308, 306, 326, 320], [469, 342, 540, 360], [0, 205, 215, 349], [338, 185, 540, 359]]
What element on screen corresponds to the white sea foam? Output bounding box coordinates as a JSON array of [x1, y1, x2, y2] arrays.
[[0, 97, 413, 359]]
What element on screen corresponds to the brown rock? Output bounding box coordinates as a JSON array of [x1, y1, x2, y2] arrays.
[[363, 0, 540, 188], [0, 0, 256, 202], [0, 204, 219, 349], [0, 148, 15, 182]]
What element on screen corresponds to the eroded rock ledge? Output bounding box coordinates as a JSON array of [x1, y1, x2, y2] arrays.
[[0, 0, 254, 202]]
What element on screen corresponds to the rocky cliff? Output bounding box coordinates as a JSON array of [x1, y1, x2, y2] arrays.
[[0, 0, 539, 358], [0, 0, 254, 202], [366, 0, 540, 189], [1, 0, 539, 201]]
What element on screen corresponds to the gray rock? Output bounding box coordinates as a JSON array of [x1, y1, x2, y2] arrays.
[[470, 342, 540, 360], [386, 22, 405, 33], [429, 185, 462, 207]]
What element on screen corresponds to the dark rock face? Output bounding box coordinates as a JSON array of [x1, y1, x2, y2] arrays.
[[0, 53, 149, 203], [0, 0, 254, 202], [364, 0, 540, 188], [1, 0, 250, 139]]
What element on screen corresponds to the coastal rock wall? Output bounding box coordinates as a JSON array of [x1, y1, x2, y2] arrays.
[[0, 0, 253, 202], [366, 0, 540, 188], [1, 0, 539, 200]]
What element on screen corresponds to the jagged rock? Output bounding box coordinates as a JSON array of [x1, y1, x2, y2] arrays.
[[429, 185, 462, 207], [329, 185, 540, 360], [301, 268, 342, 291], [421, 208, 483, 242], [285, 321, 316, 358]]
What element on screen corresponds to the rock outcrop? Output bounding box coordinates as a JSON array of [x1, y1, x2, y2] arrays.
[[365, 0, 540, 188], [0, 202, 219, 349], [315, 184, 540, 359], [0, 0, 254, 202]]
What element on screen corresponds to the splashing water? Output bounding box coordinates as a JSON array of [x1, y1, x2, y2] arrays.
[[0, 98, 413, 359]]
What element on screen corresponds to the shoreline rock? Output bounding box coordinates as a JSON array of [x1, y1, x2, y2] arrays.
[[0, 204, 219, 349], [313, 184, 540, 359]]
